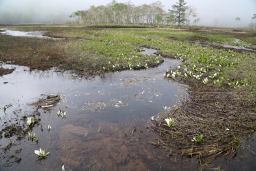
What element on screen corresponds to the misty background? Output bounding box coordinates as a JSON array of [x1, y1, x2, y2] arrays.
[[0, 0, 255, 27]]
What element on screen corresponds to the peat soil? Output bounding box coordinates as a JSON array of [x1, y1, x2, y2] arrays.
[[0, 67, 14, 76]]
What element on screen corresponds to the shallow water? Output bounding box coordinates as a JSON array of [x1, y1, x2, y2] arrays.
[[192, 39, 256, 53], [0, 49, 194, 170], [0, 29, 61, 40], [212, 42, 256, 52]]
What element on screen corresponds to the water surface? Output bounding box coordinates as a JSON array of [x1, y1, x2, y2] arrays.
[[0, 52, 191, 170], [0, 29, 61, 40]]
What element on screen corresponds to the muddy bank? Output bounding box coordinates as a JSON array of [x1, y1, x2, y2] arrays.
[[0, 107, 42, 167], [0, 68, 14, 76], [0, 30, 164, 78], [185, 36, 256, 53], [151, 70, 256, 162]]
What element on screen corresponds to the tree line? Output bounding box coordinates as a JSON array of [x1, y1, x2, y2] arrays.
[[69, 0, 199, 26]]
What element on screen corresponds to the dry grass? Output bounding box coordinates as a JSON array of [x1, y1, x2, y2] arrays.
[[0, 67, 14, 76]]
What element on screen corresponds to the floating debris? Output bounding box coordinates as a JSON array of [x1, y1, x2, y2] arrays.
[[113, 100, 127, 108], [31, 94, 61, 109]]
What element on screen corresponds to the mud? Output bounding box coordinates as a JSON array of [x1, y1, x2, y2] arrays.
[[187, 36, 256, 53], [152, 70, 256, 162], [0, 68, 15, 77]]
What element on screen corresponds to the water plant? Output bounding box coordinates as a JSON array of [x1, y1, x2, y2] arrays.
[[150, 116, 155, 121], [27, 132, 38, 142], [34, 148, 50, 159], [192, 134, 204, 143], [164, 118, 175, 127], [2, 105, 7, 112], [62, 165, 65, 171], [26, 117, 35, 127], [97, 126, 101, 133], [131, 127, 136, 134], [203, 77, 209, 84], [57, 109, 67, 118], [47, 125, 51, 131]]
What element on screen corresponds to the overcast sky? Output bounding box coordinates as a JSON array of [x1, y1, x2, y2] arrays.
[[0, 0, 255, 27]]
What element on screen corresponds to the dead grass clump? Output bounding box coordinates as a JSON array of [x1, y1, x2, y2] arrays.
[[31, 94, 61, 109], [151, 84, 256, 159], [0, 67, 14, 76]]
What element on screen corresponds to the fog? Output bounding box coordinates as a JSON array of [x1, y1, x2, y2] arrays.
[[0, 0, 255, 27]]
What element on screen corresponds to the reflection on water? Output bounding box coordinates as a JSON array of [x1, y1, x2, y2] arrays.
[[0, 55, 191, 170]]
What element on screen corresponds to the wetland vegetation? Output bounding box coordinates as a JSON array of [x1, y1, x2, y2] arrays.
[[1, 0, 256, 170], [0, 1, 256, 169], [0, 25, 256, 165]]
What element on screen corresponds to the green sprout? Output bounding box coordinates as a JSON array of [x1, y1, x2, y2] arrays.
[[2, 105, 7, 112], [192, 134, 204, 143], [27, 132, 38, 143]]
